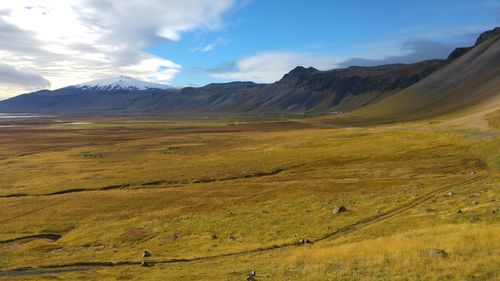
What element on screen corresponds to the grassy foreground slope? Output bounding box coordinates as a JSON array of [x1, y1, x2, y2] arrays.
[[0, 116, 498, 280]]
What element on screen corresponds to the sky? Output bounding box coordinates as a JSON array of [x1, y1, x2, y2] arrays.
[[0, 0, 498, 99]]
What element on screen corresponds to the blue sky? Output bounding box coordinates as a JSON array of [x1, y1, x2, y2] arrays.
[[0, 0, 498, 99], [148, 0, 499, 86]]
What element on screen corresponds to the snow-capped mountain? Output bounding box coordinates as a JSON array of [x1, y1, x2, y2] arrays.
[[74, 75, 172, 91]]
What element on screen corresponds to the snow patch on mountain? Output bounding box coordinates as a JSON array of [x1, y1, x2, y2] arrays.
[[74, 75, 172, 91]]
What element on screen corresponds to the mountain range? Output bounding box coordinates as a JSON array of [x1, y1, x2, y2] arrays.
[[0, 27, 498, 123]]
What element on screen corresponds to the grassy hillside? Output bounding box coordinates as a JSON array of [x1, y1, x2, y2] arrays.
[[328, 28, 500, 125], [0, 116, 498, 280]]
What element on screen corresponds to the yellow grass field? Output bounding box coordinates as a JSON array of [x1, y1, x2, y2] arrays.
[[0, 116, 498, 280]]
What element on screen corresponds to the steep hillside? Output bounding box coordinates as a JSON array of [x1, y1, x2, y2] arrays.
[[340, 27, 500, 124]]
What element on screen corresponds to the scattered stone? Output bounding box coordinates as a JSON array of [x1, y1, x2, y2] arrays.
[[246, 270, 256, 281], [140, 261, 150, 267], [428, 248, 448, 258], [300, 238, 312, 245], [228, 234, 236, 240], [469, 217, 480, 223], [455, 208, 462, 214], [211, 234, 218, 240], [142, 251, 152, 258], [171, 233, 180, 241], [375, 208, 381, 215], [470, 171, 476, 175], [472, 200, 479, 205], [332, 206, 347, 214], [446, 191, 454, 196]]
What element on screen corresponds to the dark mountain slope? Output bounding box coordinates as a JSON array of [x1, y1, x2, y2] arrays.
[[142, 60, 444, 114], [343, 27, 500, 123]]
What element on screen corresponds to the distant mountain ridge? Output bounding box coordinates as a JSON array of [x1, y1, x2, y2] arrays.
[[0, 27, 498, 121]]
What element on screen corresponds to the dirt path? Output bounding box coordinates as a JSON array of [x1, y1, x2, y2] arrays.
[[0, 167, 290, 199], [0, 175, 488, 277], [0, 234, 61, 245]]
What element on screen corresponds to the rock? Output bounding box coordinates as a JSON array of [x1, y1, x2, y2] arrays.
[[171, 233, 180, 241], [472, 200, 479, 205], [211, 234, 218, 240], [228, 234, 236, 240], [332, 206, 347, 214], [142, 250, 152, 258], [446, 191, 454, 196], [375, 208, 381, 215], [469, 217, 480, 223], [246, 270, 256, 281], [140, 261, 150, 267], [428, 248, 448, 258], [300, 238, 312, 245], [455, 208, 462, 214]]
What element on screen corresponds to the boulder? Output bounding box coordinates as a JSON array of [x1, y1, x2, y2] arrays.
[[171, 233, 180, 241], [469, 217, 480, 223], [142, 251, 152, 258], [332, 206, 347, 214], [375, 208, 381, 215], [428, 248, 448, 258], [300, 238, 312, 245], [140, 261, 150, 267], [246, 270, 256, 281]]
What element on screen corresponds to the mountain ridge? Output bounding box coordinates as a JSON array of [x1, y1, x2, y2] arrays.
[[0, 27, 498, 122]]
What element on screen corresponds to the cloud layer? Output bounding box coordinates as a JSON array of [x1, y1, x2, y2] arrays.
[[210, 33, 478, 83], [0, 0, 235, 98], [211, 51, 342, 83]]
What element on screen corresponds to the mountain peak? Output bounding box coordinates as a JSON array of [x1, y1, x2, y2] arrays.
[[74, 75, 172, 91], [475, 27, 500, 46], [281, 66, 319, 81]]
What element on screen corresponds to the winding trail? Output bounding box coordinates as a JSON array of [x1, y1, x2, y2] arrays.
[[0, 167, 289, 199], [0, 234, 61, 245], [0, 175, 488, 277]]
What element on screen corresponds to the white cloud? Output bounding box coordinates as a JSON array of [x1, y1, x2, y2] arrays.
[[0, 64, 51, 100], [0, 0, 235, 98], [211, 51, 343, 82], [193, 37, 231, 52]]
